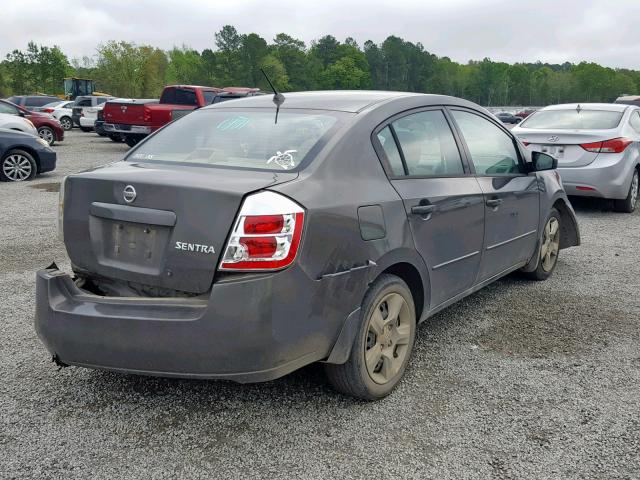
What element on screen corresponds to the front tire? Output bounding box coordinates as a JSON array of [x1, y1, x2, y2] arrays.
[[0, 149, 37, 182], [523, 208, 561, 281], [613, 168, 639, 213], [124, 135, 142, 148], [59, 116, 73, 131], [38, 126, 55, 146], [325, 274, 416, 400]]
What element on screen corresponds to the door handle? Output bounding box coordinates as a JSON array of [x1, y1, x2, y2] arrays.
[[486, 198, 503, 208], [411, 204, 436, 215]]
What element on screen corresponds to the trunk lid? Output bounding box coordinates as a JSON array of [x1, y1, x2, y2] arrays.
[[63, 161, 297, 294], [514, 129, 617, 167], [103, 99, 158, 126]]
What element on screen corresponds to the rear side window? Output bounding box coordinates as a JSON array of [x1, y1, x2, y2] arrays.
[[6, 96, 22, 105], [76, 99, 91, 107], [97, 97, 109, 105], [452, 110, 521, 176], [376, 126, 404, 176], [160, 88, 198, 106], [630, 111, 640, 133], [203, 91, 217, 104], [27, 96, 56, 107], [392, 110, 464, 177], [521, 109, 624, 129]]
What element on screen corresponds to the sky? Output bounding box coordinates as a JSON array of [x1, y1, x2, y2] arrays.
[[1, 0, 639, 69]]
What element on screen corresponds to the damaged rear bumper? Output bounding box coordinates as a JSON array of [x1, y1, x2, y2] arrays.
[[34, 266, 341, 383]]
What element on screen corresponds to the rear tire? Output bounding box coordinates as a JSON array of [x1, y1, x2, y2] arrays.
[[0, 149, 37, 182], [124, 135, 142, 148], [523, 208, 560, 281], [80, 127, 92, 132], [613, 168, 639, 213], [109, 134, 125, 143], [325, 274, 416, 401]]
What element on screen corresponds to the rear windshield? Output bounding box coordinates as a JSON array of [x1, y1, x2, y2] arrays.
[[521, 109, 624, 129], [128, 109, 343, 171]]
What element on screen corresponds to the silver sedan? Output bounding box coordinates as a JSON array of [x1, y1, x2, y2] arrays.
[[513, 103, 640, 212]]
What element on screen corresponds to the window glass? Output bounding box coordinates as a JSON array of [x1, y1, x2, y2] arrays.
[[0, 102, 19, 115], [376, 126, 405, 176], [76, 99, 91, 107], [392, 110, 464, 176], [27, 96, 56, 107], [521, 109, 623, 129], [97, 97, 109, 104], [129, 109, 343, 172], [452, 110, 521, 176], [6, 96, 21, 105], [160, 88, 198, 106], [203, 91, 217, 104], [630, 111, 640, 133]]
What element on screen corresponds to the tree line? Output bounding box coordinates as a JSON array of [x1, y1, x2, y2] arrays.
[[1, 26, 639, 106]]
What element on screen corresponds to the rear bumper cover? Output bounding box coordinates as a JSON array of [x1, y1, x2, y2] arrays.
[[559, 153, 637, 199], [103, 123, 152, 135], [35, 266, 355, 382]]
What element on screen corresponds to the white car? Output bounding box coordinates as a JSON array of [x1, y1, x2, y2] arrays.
[[513, 103, 640, 213], [72, 96, 113, 131], [41, 101, 75, 131], [0, 112, 38, 136]]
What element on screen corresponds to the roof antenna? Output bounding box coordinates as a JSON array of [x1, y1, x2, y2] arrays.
[[576, 104, 582, 113], [260, 68, 285, 124]]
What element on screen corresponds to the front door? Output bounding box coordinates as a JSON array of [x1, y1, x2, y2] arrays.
[[375, 109, 485, 308], [450, 109, 540, 281]]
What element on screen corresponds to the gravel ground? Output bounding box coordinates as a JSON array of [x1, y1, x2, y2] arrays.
[[1, 130, 639, 479]]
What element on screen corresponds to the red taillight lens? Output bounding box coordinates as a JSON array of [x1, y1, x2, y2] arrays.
[[244, 215, 284, 234], [580, 137, 633, 154], [143, 107, 151, 122], [220, 192, 305, 271], [42, 108, 54, 113]]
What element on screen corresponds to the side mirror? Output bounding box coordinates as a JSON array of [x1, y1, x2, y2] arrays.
[[531, 151, 557, 171]]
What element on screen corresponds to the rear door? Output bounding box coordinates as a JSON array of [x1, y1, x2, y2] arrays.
[[450, 109, 539, 282], [374, 108, 485, 308]]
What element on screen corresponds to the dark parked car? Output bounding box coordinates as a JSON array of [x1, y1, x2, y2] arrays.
[[496, 112, 522, 124], [0, 128, 56, 181], [5, 95, 61, 112], [36, 91, 580, 400], [0, 99, 64, 145]]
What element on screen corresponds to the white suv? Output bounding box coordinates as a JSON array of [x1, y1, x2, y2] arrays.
[[72, 96, 113, 132]]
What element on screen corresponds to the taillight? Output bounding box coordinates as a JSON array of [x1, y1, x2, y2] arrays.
[[42, 108, 54, 113], [219, 191, 304, 271], [580, 137, 633, 154], [143, 107, 151, 123]]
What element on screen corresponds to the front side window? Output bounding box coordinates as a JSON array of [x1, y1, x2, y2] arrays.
[[129, 109, 344, 172], [392, 110, 464, 176], [521, 109, 624, 130], [452, 110, 521, 176], [376, 126, 405, 176]]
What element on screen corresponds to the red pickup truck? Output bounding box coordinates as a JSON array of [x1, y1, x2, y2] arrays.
[[103, 85, 261, 147]]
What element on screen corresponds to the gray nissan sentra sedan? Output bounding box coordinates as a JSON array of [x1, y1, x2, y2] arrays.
[[36, 91, 580, 400]]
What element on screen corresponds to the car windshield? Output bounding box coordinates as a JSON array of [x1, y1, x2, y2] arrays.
[[128, 109, 344, 171], [521, 109, 624, 129]]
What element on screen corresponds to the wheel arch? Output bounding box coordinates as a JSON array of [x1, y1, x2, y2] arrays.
[[3, 145, 41, 172], [552, 197, 580, 249]]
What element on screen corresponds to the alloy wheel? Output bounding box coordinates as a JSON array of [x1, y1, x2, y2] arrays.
[[39, 127, 54, 145], [2, 154, 33, 181], [540, 217, 560, 272], [60, 117, 72, 130], [364, 292, 412, 384]]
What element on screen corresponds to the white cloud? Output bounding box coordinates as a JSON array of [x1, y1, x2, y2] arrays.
[[0, 0, 638, 68]]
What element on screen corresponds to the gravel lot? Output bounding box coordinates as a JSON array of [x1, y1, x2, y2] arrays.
[[1, 130, 639, 479]]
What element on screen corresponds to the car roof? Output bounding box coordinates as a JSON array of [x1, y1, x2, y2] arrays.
[[540, 103, 630, 112], [203, 90, 471, 113]]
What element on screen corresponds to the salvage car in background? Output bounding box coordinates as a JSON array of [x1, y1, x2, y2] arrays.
[[513, 103, 640, 212], [72, 95, 114, 131], [102, 86, 259, 147], [5, 94, 61, 112], [0, 99, 64, 146], [0, 128, 56, 181], [41, 100, 75, 131], [496, 112, 522, 124], [36, 91, 579, 400]]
